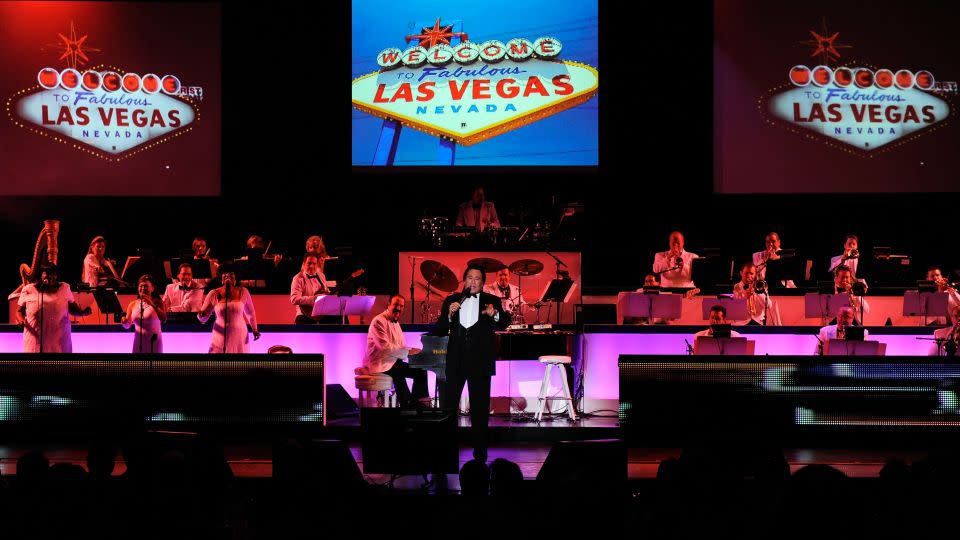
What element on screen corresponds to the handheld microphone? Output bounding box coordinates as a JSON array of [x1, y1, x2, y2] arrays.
[[675, 257, 683, 267]]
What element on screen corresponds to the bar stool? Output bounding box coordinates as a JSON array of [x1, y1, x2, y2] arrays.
[[535, 355, 577, 421], [354, 367, 395, 407]]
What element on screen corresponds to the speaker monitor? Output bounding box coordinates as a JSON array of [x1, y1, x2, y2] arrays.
[[361, 408, 459, 474]]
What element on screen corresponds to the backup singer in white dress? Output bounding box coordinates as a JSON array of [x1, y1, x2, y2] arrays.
[[16, 264, 90, 353], [121, 275, 166, 353], [198, 268, 260, 353]]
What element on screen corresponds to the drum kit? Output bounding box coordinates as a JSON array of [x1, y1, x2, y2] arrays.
[[419, 217, 551, 248], [415, 257, 549, 324]]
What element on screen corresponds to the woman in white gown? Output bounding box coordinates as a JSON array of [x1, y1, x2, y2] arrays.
[[16, 264, 91, 353], [198, 266, 260, 353], [121, 274, 167, 353]]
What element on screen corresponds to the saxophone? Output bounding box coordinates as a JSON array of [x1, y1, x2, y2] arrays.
[[12, 220, 60, 295]]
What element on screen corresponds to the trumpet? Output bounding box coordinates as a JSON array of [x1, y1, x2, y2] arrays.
[[754, 279, 767, 295]]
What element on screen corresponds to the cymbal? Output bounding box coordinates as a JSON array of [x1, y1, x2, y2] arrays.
[[509, 259, 544, 276], [467, 257, 507, 273], [420, 260, 458, 292]]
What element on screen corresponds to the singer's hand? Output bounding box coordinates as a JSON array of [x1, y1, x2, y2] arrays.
[[449, 302, 461, 314], [253, 330, 261, 340], [483, 304, 496, 317]]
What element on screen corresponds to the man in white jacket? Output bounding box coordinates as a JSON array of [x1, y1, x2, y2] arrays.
[[363, 294, 428, 408]]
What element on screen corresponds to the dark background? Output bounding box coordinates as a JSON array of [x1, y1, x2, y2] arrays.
[[1, 1, 958, 324]]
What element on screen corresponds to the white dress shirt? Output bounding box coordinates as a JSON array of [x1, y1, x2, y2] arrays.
[[816, 325, 870, 355], [829, 254, 859, 277], [290, 271, 329, 318], [364, 311, 408, 373], [483, 283, 523, 313], [653, 250, 698, 288], [732, 282, 772, 325], [163, 282, 204, 312], [459, 294, 480, 329], [931, 326, 960, 356]]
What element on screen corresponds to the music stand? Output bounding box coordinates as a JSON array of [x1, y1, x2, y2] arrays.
[[340, 295, 377, 324], [903, 291, 949, 325], [826, 339, 886, 356], [92, 288, 123, 323], [121, 254, 164, 289], [169, 258, 212, 280], [764, 251, 801, 289], [804, 293, 850, 323], [693, 336, 755, 355], [700, 298, 748, 321], [618, 292, 682, 322], [232, 256, 274, 289], [541, 278, 577, 324]]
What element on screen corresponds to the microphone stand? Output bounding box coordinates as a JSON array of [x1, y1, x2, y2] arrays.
[[38, 284, 44, 353], [409, 257, 416, 324], [544, 250, 569, 325], [223, 282, 230, 354], [139, 293, 145, 354]]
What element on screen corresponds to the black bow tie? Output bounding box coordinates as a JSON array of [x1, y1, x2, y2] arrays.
[[179, 285, 193, 290], [463, 291, 479, 299], [306, 274, 320, 280]]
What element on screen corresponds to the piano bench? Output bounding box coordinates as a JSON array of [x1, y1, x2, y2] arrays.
[[355, 374, 395, 408]]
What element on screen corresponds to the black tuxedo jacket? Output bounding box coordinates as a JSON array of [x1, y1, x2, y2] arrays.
[[434, 291, 511, 377]]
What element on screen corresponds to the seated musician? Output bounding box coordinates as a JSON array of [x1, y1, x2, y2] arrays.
[[926, 266, 960, 326], [833, 266, 869, 325], [816, 306, 869, 355], [829, 234, 861, 278], [732, 262, 772, 326], [162, 263, 204, 313], [305, 235, 327, 258], [483, 268, 524, 314], [82, 236, 122, 288], [752, 231, 796, 288], [455, 186, 500, 233], [290, 253, 338, 324], [242, 235, 281, 265], [931, 305, 960, 356], [694, 305, 743, 338], [363, 294, 429, 408], [652, 231, 698, 288], [190, 236, 218, 285]]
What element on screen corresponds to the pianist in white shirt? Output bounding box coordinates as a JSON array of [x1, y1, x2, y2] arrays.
[[363, 294, 428, 408], [162, 263, 204, 313]]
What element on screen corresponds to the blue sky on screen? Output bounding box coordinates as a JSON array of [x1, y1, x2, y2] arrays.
[[351, 0, 598, 165]]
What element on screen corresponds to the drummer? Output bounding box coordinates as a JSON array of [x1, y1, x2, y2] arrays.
[[484, 267, 525, 313], [456, 186, 501, 233]]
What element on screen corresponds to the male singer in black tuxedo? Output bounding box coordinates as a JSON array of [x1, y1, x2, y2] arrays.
[[435, 264, 511, 461]]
